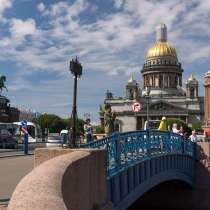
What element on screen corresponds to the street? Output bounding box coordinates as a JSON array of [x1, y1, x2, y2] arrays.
[[0, 154, 34, 202]]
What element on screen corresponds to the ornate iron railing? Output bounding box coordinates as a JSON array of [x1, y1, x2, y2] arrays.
[[81, 130, 195, 178]]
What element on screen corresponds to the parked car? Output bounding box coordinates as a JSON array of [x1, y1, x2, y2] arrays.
[[46, 133, 61, 147], [0, 129, 18, 149]]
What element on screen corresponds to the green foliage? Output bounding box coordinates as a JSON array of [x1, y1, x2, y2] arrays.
[[37, 113, 85, 135], [166, 118, 191, 133], [94, 126, 105, 134], [191, 122, 202, 131]]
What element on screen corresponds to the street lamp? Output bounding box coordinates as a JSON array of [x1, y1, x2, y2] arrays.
[[69, 57, 83, 147], [144, 86, 151, 129]]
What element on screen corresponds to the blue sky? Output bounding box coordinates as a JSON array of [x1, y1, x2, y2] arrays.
[[0, 0, 210, 123]]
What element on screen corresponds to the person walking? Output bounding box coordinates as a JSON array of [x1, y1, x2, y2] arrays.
[[84, 118, 93, 143]]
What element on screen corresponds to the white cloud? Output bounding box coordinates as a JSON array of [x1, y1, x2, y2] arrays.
[[9, 18, 37, 39], [37, 2, 45, 12], [0, 0, 12, 20]]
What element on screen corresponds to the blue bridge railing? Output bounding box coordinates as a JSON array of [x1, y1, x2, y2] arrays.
[[81, 130, 195, 179]]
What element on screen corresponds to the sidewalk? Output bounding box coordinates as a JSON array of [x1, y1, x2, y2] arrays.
[[0, 155, 33, 200]]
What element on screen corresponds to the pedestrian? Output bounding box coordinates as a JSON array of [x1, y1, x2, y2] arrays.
[[179, 126, 184, 136], [172, 123, 179, 134], [167, 125, 171, 132], [183, 132, 189, 140], [189, 129, 197, 142], [84, 119, 93, 143]]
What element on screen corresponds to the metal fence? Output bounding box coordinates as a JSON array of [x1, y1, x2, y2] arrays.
[[82, 130, 195, 178]]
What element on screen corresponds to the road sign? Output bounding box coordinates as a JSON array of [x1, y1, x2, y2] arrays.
[[132, 102, 141, 112], [21, 120, 28, 134]]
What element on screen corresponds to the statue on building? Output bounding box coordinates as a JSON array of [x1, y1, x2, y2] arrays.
[[104, 104, 116, 136], [0, 75, 8, 94], [106, 90, 113, 99]]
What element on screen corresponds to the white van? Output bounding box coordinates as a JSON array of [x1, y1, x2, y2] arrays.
[[60, 130, 69, 147]]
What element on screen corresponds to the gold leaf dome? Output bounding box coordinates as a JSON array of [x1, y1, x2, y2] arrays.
[[146, 41, 177, 59], [188, 74, 195, 81]]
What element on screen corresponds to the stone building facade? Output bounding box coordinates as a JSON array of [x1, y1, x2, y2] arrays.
[[204, 71, 210, 126], [100, 24, 204, 132]]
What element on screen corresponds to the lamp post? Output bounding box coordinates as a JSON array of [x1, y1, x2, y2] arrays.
[[144, 86, 151, 129], [69, 57, 82, 147]]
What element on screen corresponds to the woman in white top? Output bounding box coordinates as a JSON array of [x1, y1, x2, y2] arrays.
[[172, 123, 179, 134], [189, 130, 197, 142]]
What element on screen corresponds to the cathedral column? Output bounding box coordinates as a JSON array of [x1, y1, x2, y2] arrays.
[[152, 74, 155, 87], [179, 75, 182, 86], [141, 117, 144, 130], [163, 74, 165, 88], [168, 74, 170, 88]]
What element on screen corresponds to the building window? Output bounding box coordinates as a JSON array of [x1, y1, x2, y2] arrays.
[[190, 87, 194, 99], [159, 74, 163, 88]]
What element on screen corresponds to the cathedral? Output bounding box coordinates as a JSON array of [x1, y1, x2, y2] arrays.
[[100, 24, 204, 132]]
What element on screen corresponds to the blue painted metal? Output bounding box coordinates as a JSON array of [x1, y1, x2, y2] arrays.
[[82, 130, 195, 178]]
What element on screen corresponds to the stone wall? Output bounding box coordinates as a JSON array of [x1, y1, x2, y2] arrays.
[[8, 148, 115, 210]]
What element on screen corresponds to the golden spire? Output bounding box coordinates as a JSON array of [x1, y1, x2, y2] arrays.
[[128, 73, 135, 83], [188, 74, 195, 81]]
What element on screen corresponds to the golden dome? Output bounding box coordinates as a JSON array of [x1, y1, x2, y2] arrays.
[[188, 74, 194, 81], [146, 41, 177, 59]]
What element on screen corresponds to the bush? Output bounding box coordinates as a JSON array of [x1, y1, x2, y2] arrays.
[[94, 126, 105, 134], [191, 122, 202, 132]]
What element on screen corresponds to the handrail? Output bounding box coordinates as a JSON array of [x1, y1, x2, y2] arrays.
[[81, 130, 195, 178]]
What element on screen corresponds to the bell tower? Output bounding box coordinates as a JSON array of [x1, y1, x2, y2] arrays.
[[186, 74, 199, 99], [126, 74, 139, 100]]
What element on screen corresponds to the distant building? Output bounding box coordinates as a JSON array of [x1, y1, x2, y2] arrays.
[[100, 24, 204, 132], [18, 108, 37, 122]]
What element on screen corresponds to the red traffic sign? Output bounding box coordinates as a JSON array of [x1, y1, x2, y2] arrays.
[[132, 102, 141, 112]]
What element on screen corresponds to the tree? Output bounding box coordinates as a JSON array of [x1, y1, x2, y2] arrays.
[[37, 113, 85, 135]]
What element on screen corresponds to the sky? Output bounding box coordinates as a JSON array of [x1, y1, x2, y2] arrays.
[[0, 0, 210, 123]]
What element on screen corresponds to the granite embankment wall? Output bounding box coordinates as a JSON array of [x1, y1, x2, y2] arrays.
[[8, 148, 114, 210]]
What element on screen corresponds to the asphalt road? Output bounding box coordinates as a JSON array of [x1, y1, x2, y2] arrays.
[[0, 155, 34, 201]]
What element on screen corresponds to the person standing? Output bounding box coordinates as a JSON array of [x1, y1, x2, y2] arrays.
[[189, 129, 197, 142], [179, 126, 184, 136], [172, 123, 179, 134], [84, 119, 93, 143], [104, 104, 116, 136]]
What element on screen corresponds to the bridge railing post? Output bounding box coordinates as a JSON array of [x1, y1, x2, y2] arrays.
[[146, 129, 151, 156], [182, 136, 185, 154], [114, 132, 121, 170], [167, 131, 171, 153]]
